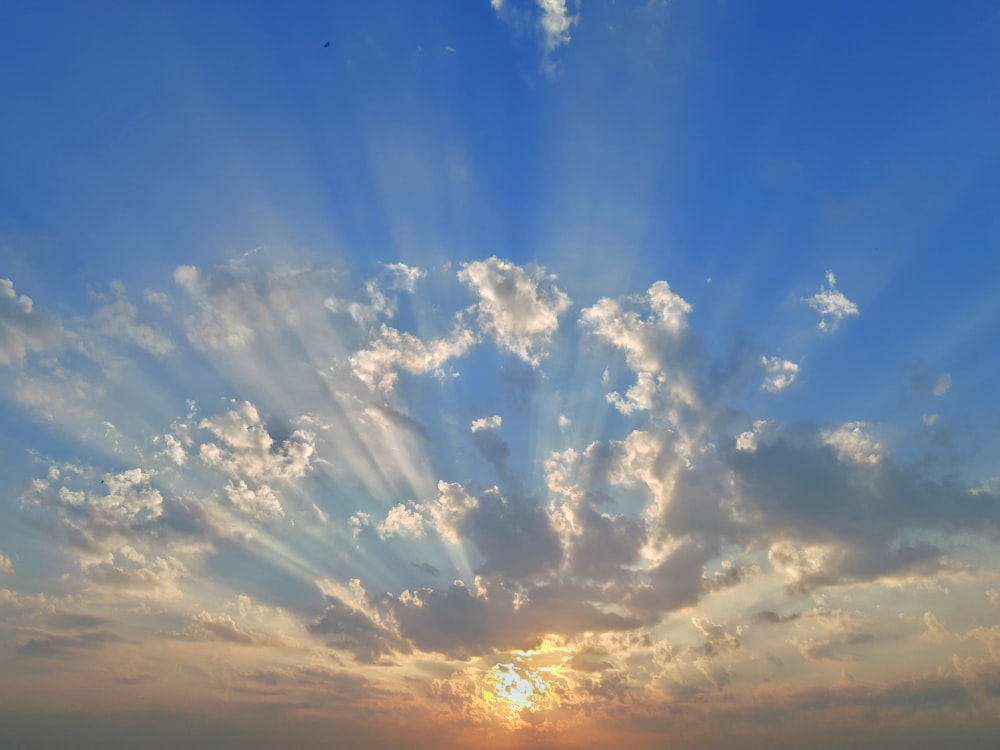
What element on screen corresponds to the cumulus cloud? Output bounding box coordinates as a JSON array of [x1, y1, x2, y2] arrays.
[[0, 551, 12, 575], [427, 480, 562, 579], [0, 277, 61, 364], [801, 269, 859, 332], [537, 0, 577, 51], [760, 355, 799, 393], [83, 546, 188, 600], [458, 257, 571, 366], [196, 400, 315, 518], [377, 503, 426, 540], [310, 578, 408, 662], [581, 281, 699, 414], [349, 324, 476, 391], [381, 262, 426, 293]]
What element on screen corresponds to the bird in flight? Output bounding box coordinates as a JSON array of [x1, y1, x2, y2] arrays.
[[323, 41, 330, 48]]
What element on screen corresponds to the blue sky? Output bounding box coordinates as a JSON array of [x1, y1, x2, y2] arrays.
[[2, 2, 1000, 748]]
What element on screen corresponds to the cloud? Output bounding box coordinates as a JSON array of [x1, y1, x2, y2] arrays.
[[691, 617, 741, 657], [173, 255, 347, 351], [17, 630, 126, 658], [82, 546, 188, 600], [0, 277, 62, 364], [909, 363, 953, 398], [0, 551, 12, 575], [169, 598, 291, 648], [381, 263, 426, 293], [537, 0, 577, 51], [310, 579, 409, 662], [933, 373, 952, 397], [377, 503, 426, 540], [393, 578, 644, 659], [760, 355, 799, 393], [470, 415, 510, 464], [88, 282, 175, 357], [458, 257, 571, 366], [581, 281, 699, 414], [197, 400, 316, 518], [801, 269, 859, 332], [428, 480, 562, 579], [349, 324, 476, 391]]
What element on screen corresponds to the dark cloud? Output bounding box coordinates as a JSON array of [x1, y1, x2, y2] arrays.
[[627, 538, 720, 615], [410, 561, 439, 577], [41, 612, 109, 629], [392, 579, 646, 659], [726, 427, 1000, 590], [461, 487, 562, 579], [309, 596, 409, 663], [754, 610, 801, 624], [18, 630, 126, 658]]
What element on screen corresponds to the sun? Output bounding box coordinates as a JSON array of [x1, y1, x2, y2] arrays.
[[483, 662, 553, 720]]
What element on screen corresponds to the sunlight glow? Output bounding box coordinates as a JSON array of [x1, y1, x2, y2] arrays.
[[484, 663, 554, 720]]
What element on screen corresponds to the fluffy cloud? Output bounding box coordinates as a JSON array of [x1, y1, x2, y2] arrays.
[[196, 400, 315, 518], [581, 281, 699, 414], [760, 355, 799, 393], [350, 324, 476, 391], [377, 503, 426, 540], [537, 0, 577, 51], [0, 277, 61, 364], [801, 269, 859, 332], [458, 257, 571, 366], [382, 262, 426, 293], [0, 551, 12, 575], [82, 545, 188, 600]]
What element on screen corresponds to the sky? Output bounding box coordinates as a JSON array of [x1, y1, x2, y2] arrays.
[[2, 1, 1000, 748]]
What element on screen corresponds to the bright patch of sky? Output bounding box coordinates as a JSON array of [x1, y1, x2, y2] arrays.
[[1, 2, 999, 749]]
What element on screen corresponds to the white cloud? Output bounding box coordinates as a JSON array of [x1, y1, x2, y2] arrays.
[[174, 257, 342, 351], [760, 355, 799, 393], [801, 270, 859, 332], [458, 257, 571, 366], [0, 277, 61, 364], [922, 413, 939, 427], [382, 263, 427, 293], [821, 421, 883, 465], [198, 401, 315, 484], [471, 415, 502, 432], [537, 0, 576, 51], [0, 551, 12, 575], [377, 503, 426, 540], [196, 401, 316, 518], [491, 0, 504, 10], [581, 281, 697, 414], [83, 546, 188, 600], [427, 480, 479, 545], [349, 324, 477, 391], [932, 373, 952, 397], [349, 511, 372, 539]]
